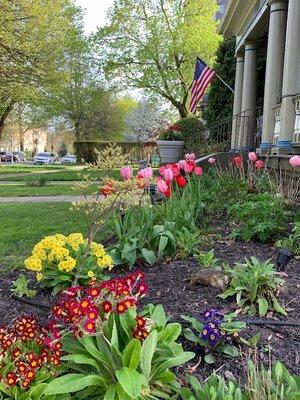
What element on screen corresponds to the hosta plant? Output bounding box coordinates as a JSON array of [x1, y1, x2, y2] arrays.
[[181, 309, 246, 364], [44, 273, 194, 399], [219, 257, 286, 317], [24, 233, 113, 294], [0, 316, 67, 400]]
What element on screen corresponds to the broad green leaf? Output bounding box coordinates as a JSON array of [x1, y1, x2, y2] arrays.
[[141, 248, 156, 265], [204, 353, 215, 364], [103, 384, 117, 400], [151, 304, 167, 327], [140, 330, 157, 380], [115, 367, 144, 398], [272, 296, 287, 316], [158, 323, 181, 343], [44, 374, 102, 395], [122, 339, 141, 370], [61, 354, 100, 370], [153, 352, 195, 377], [181, 315, 203, 332], [258, 297, 269, 317]]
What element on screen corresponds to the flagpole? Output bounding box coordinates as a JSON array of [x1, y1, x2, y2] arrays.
[[216, 74, 234, 93]]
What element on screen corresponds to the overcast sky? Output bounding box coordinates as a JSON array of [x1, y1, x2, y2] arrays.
[[75, 0, 114, 34]]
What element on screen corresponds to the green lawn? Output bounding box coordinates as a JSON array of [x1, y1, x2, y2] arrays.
[[0, 165, 69, 174], [0, 183, 98, 197], [0, 203, 91, 270], [0, 169, 125, 182]]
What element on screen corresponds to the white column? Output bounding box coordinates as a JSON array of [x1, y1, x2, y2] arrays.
[[261, 0, 288, 150], [278, 0, 300, 152], [231, 55, 244, 149], [240, 42, 257, 148]]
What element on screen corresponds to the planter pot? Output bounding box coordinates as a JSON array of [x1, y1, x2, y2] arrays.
[[157, 140, 184, 164]]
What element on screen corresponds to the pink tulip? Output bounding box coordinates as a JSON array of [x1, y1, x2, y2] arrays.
[[255, 160, 264, 169], [183, 161, 195, 174], [248, 152, 257, 162], [163, 167, 174, 182], [208, 157, 216, 164], [289, 155, 300, 168], [120, 166, 132, 180], [171, 164, 180, 177], [156, 178, 168, 194], [194, 166, 203, 176], [178, 160, 187, 169], [139, 167, 153, 179], [185, 153, 196, 161]]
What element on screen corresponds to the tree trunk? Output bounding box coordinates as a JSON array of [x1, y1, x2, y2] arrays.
[[0, 100, 15, 141]]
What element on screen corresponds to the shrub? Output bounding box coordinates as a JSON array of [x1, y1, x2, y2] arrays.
[[176, 117, 205, 156], [24, 233, 113, 294], [44, 273, 194, 399], [219, 257, 286, 317], [181, 309, 246, 364], [0, 316, 65, 399], [26, 177, 47, 187], [229, 193, 290, 242]]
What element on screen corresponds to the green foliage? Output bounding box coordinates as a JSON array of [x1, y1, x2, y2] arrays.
[[202, 38, 236, 130], [219, 257, 286, 317], [196, 249, 220, 268], [96, 0, 221, 117], [276, 222, 300, 257], [181, 312, 246, 364], [159, 130, 183, 141], [245, 360, 300, 400], [174, 361, 300, 399], [175, 374, 242, 400], [176, 117, 206, 155], [110, 207, 176, 269], [174, 228, 201, 259], [229, 193, 290, 242], [44, 305, 194, 399], [10, 274, 37, 298], [0, 0, 80, 138]]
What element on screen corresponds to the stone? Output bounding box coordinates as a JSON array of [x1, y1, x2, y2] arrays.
[[190, 268, 229, 291]]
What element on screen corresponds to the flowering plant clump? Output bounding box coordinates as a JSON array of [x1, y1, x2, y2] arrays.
[[24, 233, 113, 294], [155, 155, 203, 198], [159, 123, 182, 141], [182, 309, 247, 364], [49, 271, 148, 337], [0, 316, 64, 398], [44, 273, 194, 399]]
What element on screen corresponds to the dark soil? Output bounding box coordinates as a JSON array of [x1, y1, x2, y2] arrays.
[[0, 213, 299, 382]]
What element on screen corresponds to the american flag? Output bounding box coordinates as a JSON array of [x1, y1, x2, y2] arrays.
[[190, 57, 216, 114]]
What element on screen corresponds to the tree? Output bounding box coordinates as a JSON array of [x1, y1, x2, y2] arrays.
[[124, 102, 166, 142], [95, 0, 221, 118], [0, 0, 80, 140], [202, 38, 236, 130], [58, 142, 68, 157]]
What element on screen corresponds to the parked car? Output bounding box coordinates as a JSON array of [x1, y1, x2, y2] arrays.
[[0, 151, 6, 162], [33, 152, 56, 165], [13, 151, 26, 162], [62, 154, 77, 164], [0, 152, 18, 162]]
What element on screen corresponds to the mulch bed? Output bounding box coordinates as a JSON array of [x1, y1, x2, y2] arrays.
[[0, 213, 299, 382]]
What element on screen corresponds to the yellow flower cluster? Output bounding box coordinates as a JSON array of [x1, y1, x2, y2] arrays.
[[90, 242, 114, 270], [24, 233, 114, 282]]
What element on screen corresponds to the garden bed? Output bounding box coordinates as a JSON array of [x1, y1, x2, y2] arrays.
[[1, 232, 299, 382]]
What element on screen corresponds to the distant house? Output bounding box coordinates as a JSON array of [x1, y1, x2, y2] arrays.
[[0, 126, 47, 155], [219, 0, 300, 155]]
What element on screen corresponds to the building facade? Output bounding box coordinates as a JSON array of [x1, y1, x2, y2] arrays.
[[219, 0, 300, 155]]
